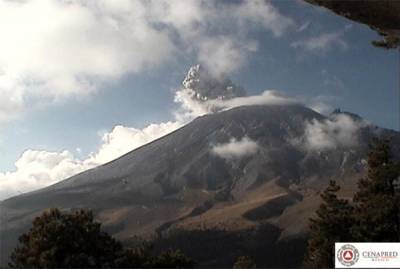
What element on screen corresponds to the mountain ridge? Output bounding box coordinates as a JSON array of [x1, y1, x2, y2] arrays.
[[1, 103, 399, 267]]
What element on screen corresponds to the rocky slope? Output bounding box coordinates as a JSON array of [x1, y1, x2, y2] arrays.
[[1, 102, 399, 267]]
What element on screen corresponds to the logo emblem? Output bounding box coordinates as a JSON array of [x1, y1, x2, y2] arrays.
[[337, 244, 360, 267]]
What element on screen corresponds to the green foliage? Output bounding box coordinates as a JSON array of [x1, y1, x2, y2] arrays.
[[151, 249, 194, 268], [352, 138, 400, 241], [115, 245, 194, 268], [304, 138, 400, 268], [9, 208, 193, 269], [114, 243, 154, 268], [372, 34, 400, 49], [304, 181, 354, 268], [9, 208, 122, 268], [233, 255, 256, 269]]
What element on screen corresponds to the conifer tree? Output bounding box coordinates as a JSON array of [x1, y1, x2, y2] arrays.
[[351, 139, 400, 241], [304, 180, 354, 268]]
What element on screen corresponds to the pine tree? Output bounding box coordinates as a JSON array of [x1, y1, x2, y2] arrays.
[[351, 139, 400, 241], [304, 180, 354, 268]]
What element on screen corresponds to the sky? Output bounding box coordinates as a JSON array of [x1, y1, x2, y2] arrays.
[[0, 0, 398, 200]]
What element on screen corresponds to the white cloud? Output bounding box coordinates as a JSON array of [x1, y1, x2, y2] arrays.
[[175, 88, 299, 121], [85, 122, 183, 165], [212, 90, 298, 109], [309, 101, 334, 116], [150, 0, 293, 75], [0, 86, 359, 200], [197, 37, 258, 76], [232, 0, 294, 37], [0, 72, 298, 200], [0, 121, 184, 200], [0, 0, 175, 123], [0, 0, 293, 124], [0, 150, 90, 200], [291, 31, 348, 52], [211, 137, 259, 160], [306, 95, 339, 116], [0, 0, 294, 200], [301, 114, 366, 151]]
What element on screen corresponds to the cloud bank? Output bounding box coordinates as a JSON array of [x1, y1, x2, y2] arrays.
[[85, 122, 183, 165], [0, 150, 90, 200], [0, 0, 293, 124], [211, 137, 259, 160], [0, 122, 184, 200]]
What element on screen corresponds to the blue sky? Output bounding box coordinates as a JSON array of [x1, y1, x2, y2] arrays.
[[0, 0, 398, 199]]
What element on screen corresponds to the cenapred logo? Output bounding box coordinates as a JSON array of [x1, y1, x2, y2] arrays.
[[337, 244, 360, 267]]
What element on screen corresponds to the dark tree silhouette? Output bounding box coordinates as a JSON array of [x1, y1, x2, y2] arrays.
[[9, 208, 122, 268], [372, 35, 400, 49], [351, 139, 400, 241], [304, 139, 400, 268], [304, 181, 354, 268], [233, 255, 256, 269], [9, 208, 193, 268]]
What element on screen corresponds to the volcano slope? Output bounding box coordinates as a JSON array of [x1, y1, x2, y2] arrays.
[[1, 104, 399, 267]]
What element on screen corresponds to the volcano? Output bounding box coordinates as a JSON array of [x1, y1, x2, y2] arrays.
[[1, 67, 400, 267]]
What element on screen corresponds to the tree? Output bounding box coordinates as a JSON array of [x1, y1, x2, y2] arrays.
[[115, 246, 194, 268], [303, 0, 400, 49], [9, 208, 194, 268], [151, 249, 194, 268], [9, 208, 122, 268], [351, 139, 400, 241], [304, 139, 400, 268], [233, 255, 256, 269], [304, 181, 354, 268], [372, 33, 400, 49]]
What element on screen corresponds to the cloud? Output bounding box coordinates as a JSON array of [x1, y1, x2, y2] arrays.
[[151, 0, 293, 75], [0, 122, 184, 200], [301, 114, 366, 151], [307, 95, 339, 116], [175, 67, 299, 120], [175, 89, 299, 123], [197, 37, 258, 76], [291, 31, 348, 52], [85, 122, 183, 165], [0, 150, 90, 200], [0, 0, 293, 124], [211, 137, 259, 159], [309, 101, 334, 116], [0, 0, 174, 123], [212, 90, 299, 109], [0, 65, 304, 200]]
